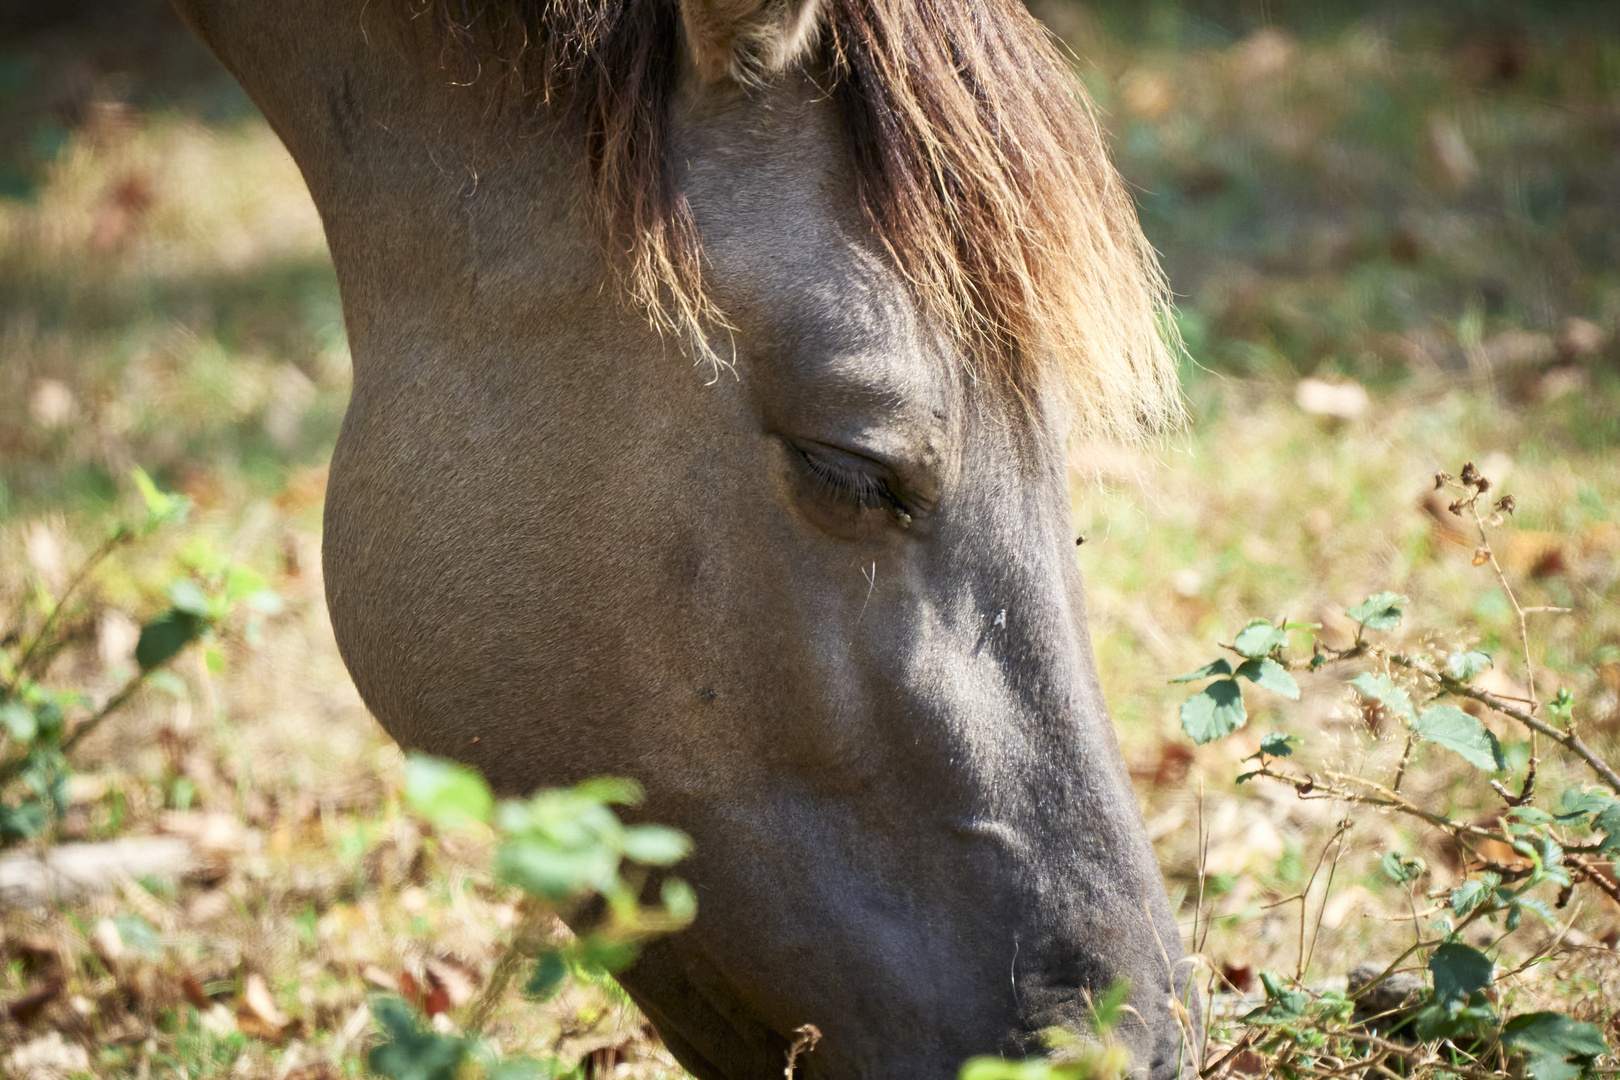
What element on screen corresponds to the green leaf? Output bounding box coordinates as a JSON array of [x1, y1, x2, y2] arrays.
[[1430, 942, 1493, 1010], [1413, 704, 1506, 771], [1180, 679, 1246, 744], [166, 580, 212, 617], [960, 1058, 1062, 1080], [1594, 801, 1620, 852], [661, 878, 698, 922], [1510, 806, 1554, 825], [1447, 650, 1493, 682], [134, 610, 205, 670], [1242, 972, 1310, 1024], [1450, 873, 1501, 917], [483, 1058, 558, 1080], [1170, 658, 1232, 683], [523, 951, 569, 1001], [1502, 1012, 1610, 1080], [574, 776, 644, 806], [0, 800, 49, 842], [1087, 978, 1132, 1035], [1555, 788, 1614, 825], [1346, 592, 1407, 631], [577, 935, 639, 974], [1235, 658, 1300, 700], [1382, 851, 1425, 885], [146, 670, 188, 698], [1514, 895, 1559, 926], [114, 913, 163, 957], [622, 824, 692, 867], [1232, 620, 1286, 659], [1257, 733, 1299, 758], [131, 467, 186, 528], [1349, 672, 1417, 724], [222, 565, 268, 604], [368, 996, 468, 1080], [0, 702, 37, 743], [403, 756, 493, 830], [1413, 999, 1498, 1042], [495, 841, 618, 901]]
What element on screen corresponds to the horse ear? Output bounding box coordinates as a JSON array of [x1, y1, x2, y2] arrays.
[[678, 0, 825, 83]]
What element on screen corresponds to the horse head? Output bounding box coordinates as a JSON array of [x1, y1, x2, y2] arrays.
[[174, 0, 1193, 1074]]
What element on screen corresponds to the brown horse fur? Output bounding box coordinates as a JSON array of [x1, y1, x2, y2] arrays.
[[423, 0, 1182, 439]]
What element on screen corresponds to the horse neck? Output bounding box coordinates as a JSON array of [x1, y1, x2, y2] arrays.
[[175, 0, 606, 382]]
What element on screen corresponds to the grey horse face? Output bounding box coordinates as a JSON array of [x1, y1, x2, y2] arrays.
[[608, 77, 1190, 1080], [172, 0, 1192, 1074]]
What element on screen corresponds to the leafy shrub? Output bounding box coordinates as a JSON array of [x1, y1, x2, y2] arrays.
[[365, 757, 697, 1080], [1172, 463, 1616, 1080], [0, 469, 273, 845]]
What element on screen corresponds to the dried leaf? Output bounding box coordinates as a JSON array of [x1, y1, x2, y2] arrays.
[[237, 973, 289, 1038]]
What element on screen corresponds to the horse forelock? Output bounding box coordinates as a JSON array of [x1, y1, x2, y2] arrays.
[[417, 0, 1184, 440]]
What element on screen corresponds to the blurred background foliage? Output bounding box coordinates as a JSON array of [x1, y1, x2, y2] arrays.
[[0, 0, 1617, 1075]]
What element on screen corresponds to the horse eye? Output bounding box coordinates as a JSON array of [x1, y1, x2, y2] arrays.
[[792, 444, 912, 522]]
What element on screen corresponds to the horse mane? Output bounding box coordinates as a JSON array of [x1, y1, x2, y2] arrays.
[[420, 0, 1183, 439]]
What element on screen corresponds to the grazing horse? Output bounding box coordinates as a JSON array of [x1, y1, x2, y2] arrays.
[[173, 0, 1193, 1075]]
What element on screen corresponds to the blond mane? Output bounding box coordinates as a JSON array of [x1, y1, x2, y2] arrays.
[[423, 0, 1183, 439]]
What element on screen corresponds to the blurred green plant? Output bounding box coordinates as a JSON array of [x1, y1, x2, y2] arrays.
[[1173, 462, 1615, 1080], [958, 980, 1134, 1080], [365, 757, 697, 1080], [0, 468, 275, 846]]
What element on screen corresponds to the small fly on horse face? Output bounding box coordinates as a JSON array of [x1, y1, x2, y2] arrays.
[[173, 0, 1193, 1074]]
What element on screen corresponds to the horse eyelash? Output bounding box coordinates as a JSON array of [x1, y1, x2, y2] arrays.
[[796, 447, 907, 515]]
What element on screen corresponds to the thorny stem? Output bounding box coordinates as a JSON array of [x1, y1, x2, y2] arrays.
[[1302, 821, 1349, 980], [1293, 820, 1350, 983], [1265, 634, 1620, 795], [1464, 493, 1537, 709], [1568, 854, 1620, 905], [1381, 651, 1620, 794], [1462, 482, 1542, 799], [1390, 732, 1416, 795], [1247, 765, 1612, 857], [1199, 1032, 1253, 1079], [7, 528, 132, 693], [460, 896, 556, 1033], [0, 666, 152, 789]]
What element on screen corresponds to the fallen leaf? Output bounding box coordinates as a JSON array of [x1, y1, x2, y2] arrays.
[[5, 1032, 89, 1080], [1221, 963, 1255, 993], [1231, 28, 1295, 84], [3, 976, 64, 1025], [360, 965, 398, 992], [1233, 1049, 1266, 1076], [238, 973, 289, 1039], [1119, 70, 1174, 120], [1295, 377, 1368, 420], [1557, 317, 1606, 359], [90, 918, 125, 968], [181, 974, 212, 1011], [425, 958, 478, 1009]]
